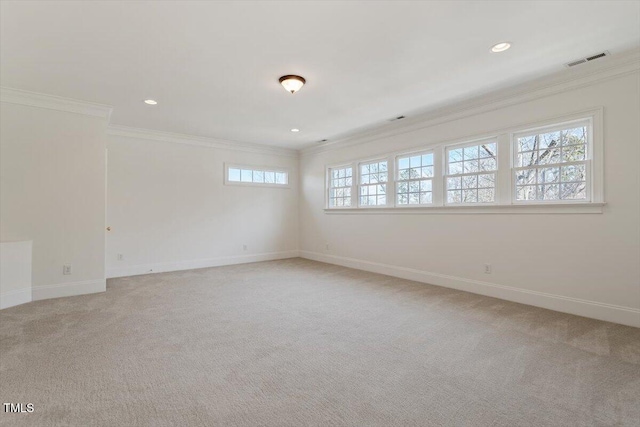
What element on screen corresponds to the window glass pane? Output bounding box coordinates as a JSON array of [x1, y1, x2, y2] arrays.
[[479, 143, 497, 158], [228, 168, 241, 182], [463, 159, 478, 173], [449, 148, 463, 163], [275, 172, 287, 184], [562, 127, 586, 146], [540, 131, 560, 149], [478, 174, 495, 188], [463, 146, 479, 160], [478, 188, 494, 203], [447, 190, 462, 203], [518, 135, 536, 152], [241, 169, 253, 182], [253, 170, 264, 183], [447, 177, 462, 190], [517, 185, 537, 200], [538, 167, 559, 183], [449, 162, 463, 175], [479, 157, 496, 171], [562, 145, 586, 162], [518, 151, 538, 167], [264, 171, 275, 183], [560, 182, 587, 200]]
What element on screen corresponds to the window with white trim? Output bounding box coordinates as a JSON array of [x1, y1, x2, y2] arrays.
[[328, 166, 353, 207], [226, 165, 288, 186], [445, 141, 497, 204], [359, 160, 388, 206], [396, 152, 433, 205], [323, 111, 601, 212], [513, 122, 589, 202]]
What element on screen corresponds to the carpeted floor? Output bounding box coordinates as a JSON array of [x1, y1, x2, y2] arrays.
[[1, 258, 639, 426]]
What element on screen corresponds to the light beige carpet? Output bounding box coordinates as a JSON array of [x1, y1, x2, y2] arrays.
[[1, 258, 639, 426]]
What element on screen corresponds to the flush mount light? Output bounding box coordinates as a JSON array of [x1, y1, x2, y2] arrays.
[[279, 75, 306, 94], [144, 99, 158, 105], [491, 42, 511, 53], [290, 128, 300, 133]]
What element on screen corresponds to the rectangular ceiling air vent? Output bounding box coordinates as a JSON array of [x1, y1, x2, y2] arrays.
[[565, 51, 609, 68]]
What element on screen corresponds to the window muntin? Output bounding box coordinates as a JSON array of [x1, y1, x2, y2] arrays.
[[514, 123, 588, 202], [328, 166, 353, 207], [359, 160, 388, 206], [396, 152, 433, 205], [446, 141, 497, 204], [227, 166, 288, 185]]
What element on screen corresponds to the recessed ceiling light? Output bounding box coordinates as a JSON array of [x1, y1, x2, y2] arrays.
[[491, 42, 511, 53], [290, 128, 300, 133], [279, 75, 306, 94], [144, 99, 158, 105]]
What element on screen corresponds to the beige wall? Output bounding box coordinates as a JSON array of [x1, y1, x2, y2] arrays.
[[106, 133, 299, 277], [0, 102, 109, 299], [299, 72, 640, 327]]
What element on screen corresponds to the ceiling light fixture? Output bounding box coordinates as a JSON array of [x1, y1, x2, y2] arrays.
[[279, 75, 306, 94], [290, 128, 300, 133], [144, 99, 158, 105], [491, 42, 511, 53]]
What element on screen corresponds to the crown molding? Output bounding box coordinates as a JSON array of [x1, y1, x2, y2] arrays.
[[301, 49, 640, 157], [107, 125, 298, 158], [0, 87, 113, 120]]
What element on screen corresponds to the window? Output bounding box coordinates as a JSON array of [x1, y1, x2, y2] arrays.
[[445, 141, 497, 204], [328, 166, 353, 207], [226, 165, 288, 186], [513, 122, 589, 202], [396, 152, 433, 205], [324, 111, 601, 213], [359, 160, 388, 206]]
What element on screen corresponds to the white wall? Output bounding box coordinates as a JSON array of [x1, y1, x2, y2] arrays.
[[0, 96, 110, 300], [299, 71, 640, 327], [106, 131, 299, 278]]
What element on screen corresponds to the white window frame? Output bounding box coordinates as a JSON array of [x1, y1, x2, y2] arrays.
[[444, 138, 499, 206], [323, 108, 604, 214], [326, 164, 355, 209], [357, 158, 391, 208], [395, 150, 435, 207], [511, 118, 594, 205], [224, 163, 290, 188]]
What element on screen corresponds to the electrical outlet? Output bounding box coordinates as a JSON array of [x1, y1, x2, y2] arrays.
[[63, 265, 72, 275], [117, 253, 124, 261], [243, 244, 247, 251], [484, 264, 492, 274]]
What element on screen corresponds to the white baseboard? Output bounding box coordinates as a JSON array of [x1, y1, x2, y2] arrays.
[[32, 279, 106, 301], [107, 250, 300, 279], [300, 250, 640, 328], [0, 288, 32, 309]]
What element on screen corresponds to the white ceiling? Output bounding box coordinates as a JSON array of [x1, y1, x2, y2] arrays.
[[1, 1, 639, 149]]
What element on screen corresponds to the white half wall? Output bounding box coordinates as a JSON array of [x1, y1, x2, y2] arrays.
[[299, 70, 640, 327], [0, 240, 32, 309], [106, 130, 299, 278], [0, 91, 111, 301]]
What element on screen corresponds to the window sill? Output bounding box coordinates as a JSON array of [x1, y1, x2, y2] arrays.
[[324, 203, 605, 215]]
